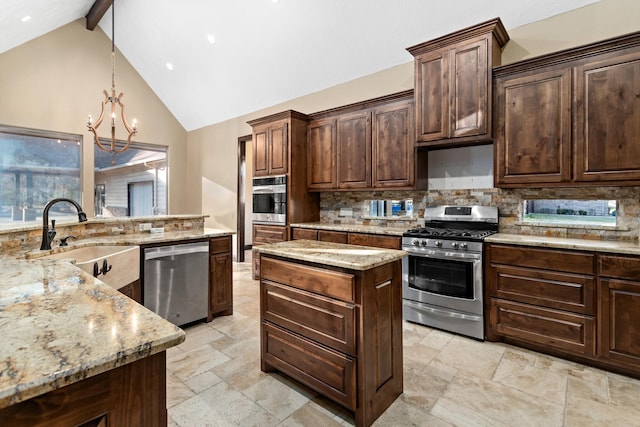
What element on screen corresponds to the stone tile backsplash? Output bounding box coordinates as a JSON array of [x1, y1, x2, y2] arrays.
[[0, 216, 205, 254], [320, 187, 640, 241]]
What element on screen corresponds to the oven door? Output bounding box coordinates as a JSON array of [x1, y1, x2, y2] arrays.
[[252, 185, 286, 225], [402, 249, 483, 315]]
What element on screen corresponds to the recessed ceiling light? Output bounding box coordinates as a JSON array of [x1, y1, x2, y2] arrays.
[[21, 15, 31, 23], [272, 0, 279, 3], [166, 62, 174, 71], [207, 34, 216, 44]]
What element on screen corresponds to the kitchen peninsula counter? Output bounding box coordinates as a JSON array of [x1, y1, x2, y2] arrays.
[[255, 240, 405, 426], [0, 255, 185, 418], [0, 226, 238, 424]]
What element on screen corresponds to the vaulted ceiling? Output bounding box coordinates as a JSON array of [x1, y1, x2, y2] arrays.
[[3, 0, 600, 131]]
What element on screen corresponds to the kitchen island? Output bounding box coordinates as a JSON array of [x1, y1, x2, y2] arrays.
[[254, 240, 406, 426]]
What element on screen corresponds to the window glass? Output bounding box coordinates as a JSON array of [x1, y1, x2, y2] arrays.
[[0, 126, 81, 226], [94, 141, 167, 217], [523, 199, 617, 226]]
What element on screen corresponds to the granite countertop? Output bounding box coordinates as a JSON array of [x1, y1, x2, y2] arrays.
[[289, 222, 407, 236], [24, 228, 233, 259], [0, 228, 235, 409], [253, 239, 406, 270], [486, 233, 640, 256]]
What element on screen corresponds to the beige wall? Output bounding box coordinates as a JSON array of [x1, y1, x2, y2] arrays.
[[188, 0, 640, 233], [0, 19, 188, 217]]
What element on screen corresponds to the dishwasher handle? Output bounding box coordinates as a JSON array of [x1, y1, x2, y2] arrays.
[[144, 242, 209, 261]]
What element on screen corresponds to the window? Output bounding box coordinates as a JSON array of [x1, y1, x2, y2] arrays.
[[94, 140, 167, 217], [523, 199, 617, 226], [0, 125, 81, 225]]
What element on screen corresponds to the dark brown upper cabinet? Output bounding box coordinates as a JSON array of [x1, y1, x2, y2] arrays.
[[407, 18, 509, 149], [307, 91, 427, 192], [494, 30, 640, 188], [251, 119, 289, 177]]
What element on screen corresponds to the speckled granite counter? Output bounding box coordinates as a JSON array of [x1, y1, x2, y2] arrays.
[[289, 222, 407, 236], [24, 228, 233, 259], [0, 227, 234, 409], [253, 239, 406, 270], [486, 233, 640, 256]]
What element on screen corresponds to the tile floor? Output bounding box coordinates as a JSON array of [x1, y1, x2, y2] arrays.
[[166, 253, 640, 426]]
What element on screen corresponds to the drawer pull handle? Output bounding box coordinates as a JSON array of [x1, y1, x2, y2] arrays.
[[376, 280, 392, 289]]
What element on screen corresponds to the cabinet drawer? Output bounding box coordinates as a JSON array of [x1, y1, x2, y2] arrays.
[[493, 265, 595, 315], [318, 230, 348, 243], [490, 298, 596, 357], [489, 244, 594, 274], [253, 224, 288, 244], [348, 233, 401, 250], [262, 281, 356, 355], [600, 255, 640, 280], [261, 257, 355, 303], [291, 228, 318, 241], [210, 236, 231, 255], [262, 322, 356, 410]]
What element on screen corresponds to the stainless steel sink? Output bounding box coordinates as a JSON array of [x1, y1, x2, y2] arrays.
[[42, 245, 140, 290]]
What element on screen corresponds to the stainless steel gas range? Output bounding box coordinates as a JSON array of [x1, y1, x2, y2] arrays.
[[402, 205, 498, 340]]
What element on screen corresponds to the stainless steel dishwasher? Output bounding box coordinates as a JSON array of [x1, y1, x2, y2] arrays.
[[143, 241, 209, 327]]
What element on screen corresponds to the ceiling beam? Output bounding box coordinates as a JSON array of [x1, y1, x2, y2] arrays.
[[86, 0, 112, 31]]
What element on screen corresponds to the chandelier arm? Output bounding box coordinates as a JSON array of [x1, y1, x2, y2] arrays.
[[87, 0, 138, 156]]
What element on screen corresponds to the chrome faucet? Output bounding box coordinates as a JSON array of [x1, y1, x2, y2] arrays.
[[40, 198, 88, 250]]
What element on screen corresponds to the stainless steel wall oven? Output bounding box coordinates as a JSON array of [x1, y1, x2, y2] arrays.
[[252, 175, 287, 225], [402, 206, 498, 340]]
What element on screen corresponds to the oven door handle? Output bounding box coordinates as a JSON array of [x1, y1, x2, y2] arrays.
[[402, 249, 482, 262], [403, 299, 482, 322]]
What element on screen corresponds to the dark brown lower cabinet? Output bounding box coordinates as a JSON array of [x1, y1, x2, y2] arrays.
[[260, 255, 403, 426], [0, 352, 167, 427], [599, 254, 640, 370], [486, 243, 640, 378], [290, 227, 401, 249], [118, 278, 141, 303], [209, 236, 233, 319]]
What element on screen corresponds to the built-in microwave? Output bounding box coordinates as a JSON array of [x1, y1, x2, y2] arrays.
[[252, 175, 287, 225]]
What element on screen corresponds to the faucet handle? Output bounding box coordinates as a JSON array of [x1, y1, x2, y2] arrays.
[[50, 219, 56, 229]]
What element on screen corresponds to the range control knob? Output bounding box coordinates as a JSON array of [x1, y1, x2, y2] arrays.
[[420, 239, 427, 247], [411, 239, 420, 246], [460, 242, 468, 250], [451, 242, 459, 249], [435, 240, 442, 247]]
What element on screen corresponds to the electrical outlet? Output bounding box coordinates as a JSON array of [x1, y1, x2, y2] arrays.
[[339, 208, 353, 217], [138, 223, 152, 231]]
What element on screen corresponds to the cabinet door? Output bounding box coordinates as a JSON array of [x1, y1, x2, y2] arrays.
[[451, 37, 488, 138], [575, 51, 640, 182], [291, 227, 318, 240], [210, 252, 232, 316], [336, 111, 371, 189], [209, 236, 232, 318], [372, 100, 415, 188], [600, 278, 640, 367], [415, 49, 450, 142], [307, 118, 336, 190], [253, 126, 269, 177], [268, 121, 289, 175], [494, 68, 572, 186], [253, 224, 288, 244]]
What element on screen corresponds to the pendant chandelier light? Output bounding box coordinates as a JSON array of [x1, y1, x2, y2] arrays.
[[87, 0, 137, 160]]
